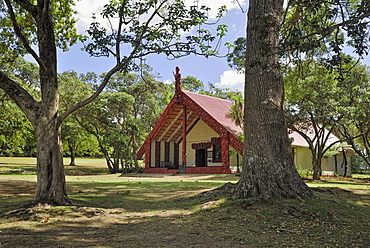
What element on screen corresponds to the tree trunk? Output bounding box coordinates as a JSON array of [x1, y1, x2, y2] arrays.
[[122, 161, 127, 174], [68, 139, 76, 166], [101, 147, 115, 174], [311, 147, 322, 180], [312, 155, 321, 180], [132, 135, 140, 173], [27, 2, 73, 206], [113, 150, 120, 172], [233, 0, 315, 199], [28, 118, 72, 206], [236, 153, 240, 174]]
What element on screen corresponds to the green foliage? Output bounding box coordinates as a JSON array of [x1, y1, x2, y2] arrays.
[[281, 0, 370, 64], [83, 0, 227, 72], [227, 1, 370, 73], [0, 58, 38, 156], [351, 155, 369, 173], [1, 57, 40, 99], [201, 83, 241, 100], [226, 93, 244, 130], [226, 37, 246, 73], [58, 71, 94, 111], [170, 74, 242, 101], [296, 166, 313, 177], [0, 0, 78, 64], [0, 99, 35, 156], [58, 71, 100, 158], [181, 76, 204, 93], [285, 56, 370, 178], [284, 58, 339, 121]]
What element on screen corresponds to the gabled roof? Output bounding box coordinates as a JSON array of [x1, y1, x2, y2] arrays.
[[137, 90, 244, 159], [184, 91, 243, 135]]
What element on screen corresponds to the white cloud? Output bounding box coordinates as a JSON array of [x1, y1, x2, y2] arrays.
[[73, 0, 109, 33], [216, 70, 244, 92], [73, 0, 247, 32], [189, 0, 246, 19], [163, 79, 173, 85]]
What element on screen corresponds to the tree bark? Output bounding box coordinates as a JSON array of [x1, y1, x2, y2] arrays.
[[312, 153, 321, 180], [28, 119, 72, 206], [233, 0, 315, 199], [67, 139, 76, 166], [101, 147, 116, 174]]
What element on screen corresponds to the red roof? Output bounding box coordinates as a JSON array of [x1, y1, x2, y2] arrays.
[[289, 126, 340, 147], [183, 91, 243, 135]]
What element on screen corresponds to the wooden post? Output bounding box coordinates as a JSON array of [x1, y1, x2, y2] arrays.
[[182, 105, 187, 168], [221, 131, 230, 170], [144, 140, 151, 169]]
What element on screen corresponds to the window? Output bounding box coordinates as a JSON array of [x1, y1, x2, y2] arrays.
[[212, 144, 222, 162]]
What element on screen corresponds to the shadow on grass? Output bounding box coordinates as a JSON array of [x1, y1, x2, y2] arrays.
[[0, 181, 223, 212], [67, 181, 222, 211], [1, 187, 370, 248], [0, 165, 37, 175]]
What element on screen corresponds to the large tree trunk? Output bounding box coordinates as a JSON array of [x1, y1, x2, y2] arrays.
[[28, 119, 72, 206], [28, 2, 72, 206], [233, 0, 315, 199]]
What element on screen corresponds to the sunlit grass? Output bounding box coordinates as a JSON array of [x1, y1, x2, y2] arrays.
[[1, 171, 369, 247], [352, 173, 370, 179], [0, 156, 107, 167], [0, 157, 109, 175]]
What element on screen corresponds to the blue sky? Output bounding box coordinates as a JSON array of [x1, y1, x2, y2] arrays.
[[57, 0, 248, 92], [56, 0, 370, 93]]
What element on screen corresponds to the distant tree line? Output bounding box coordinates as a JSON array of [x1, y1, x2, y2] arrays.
[[0, 58, 241, 174]]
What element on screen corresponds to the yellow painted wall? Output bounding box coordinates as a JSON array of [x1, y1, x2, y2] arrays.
[[323, 155, 352, 176], [292, 146, 351, 176], [293, 146, 312, 170], [184, 120, 219, 166], [180, 119, 239, 168]]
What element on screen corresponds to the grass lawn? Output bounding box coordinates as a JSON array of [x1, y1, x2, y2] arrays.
[[0, 157, 108, 176], [0, 158, 369, 247], [0, 157, 107, 167]]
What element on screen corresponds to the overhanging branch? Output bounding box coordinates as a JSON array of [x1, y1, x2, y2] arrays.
[[4, 0, 47, 72], [0, 71, 38, 124]]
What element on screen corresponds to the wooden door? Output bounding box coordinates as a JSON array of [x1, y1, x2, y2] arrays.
[[195, 149, 207, 167]]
